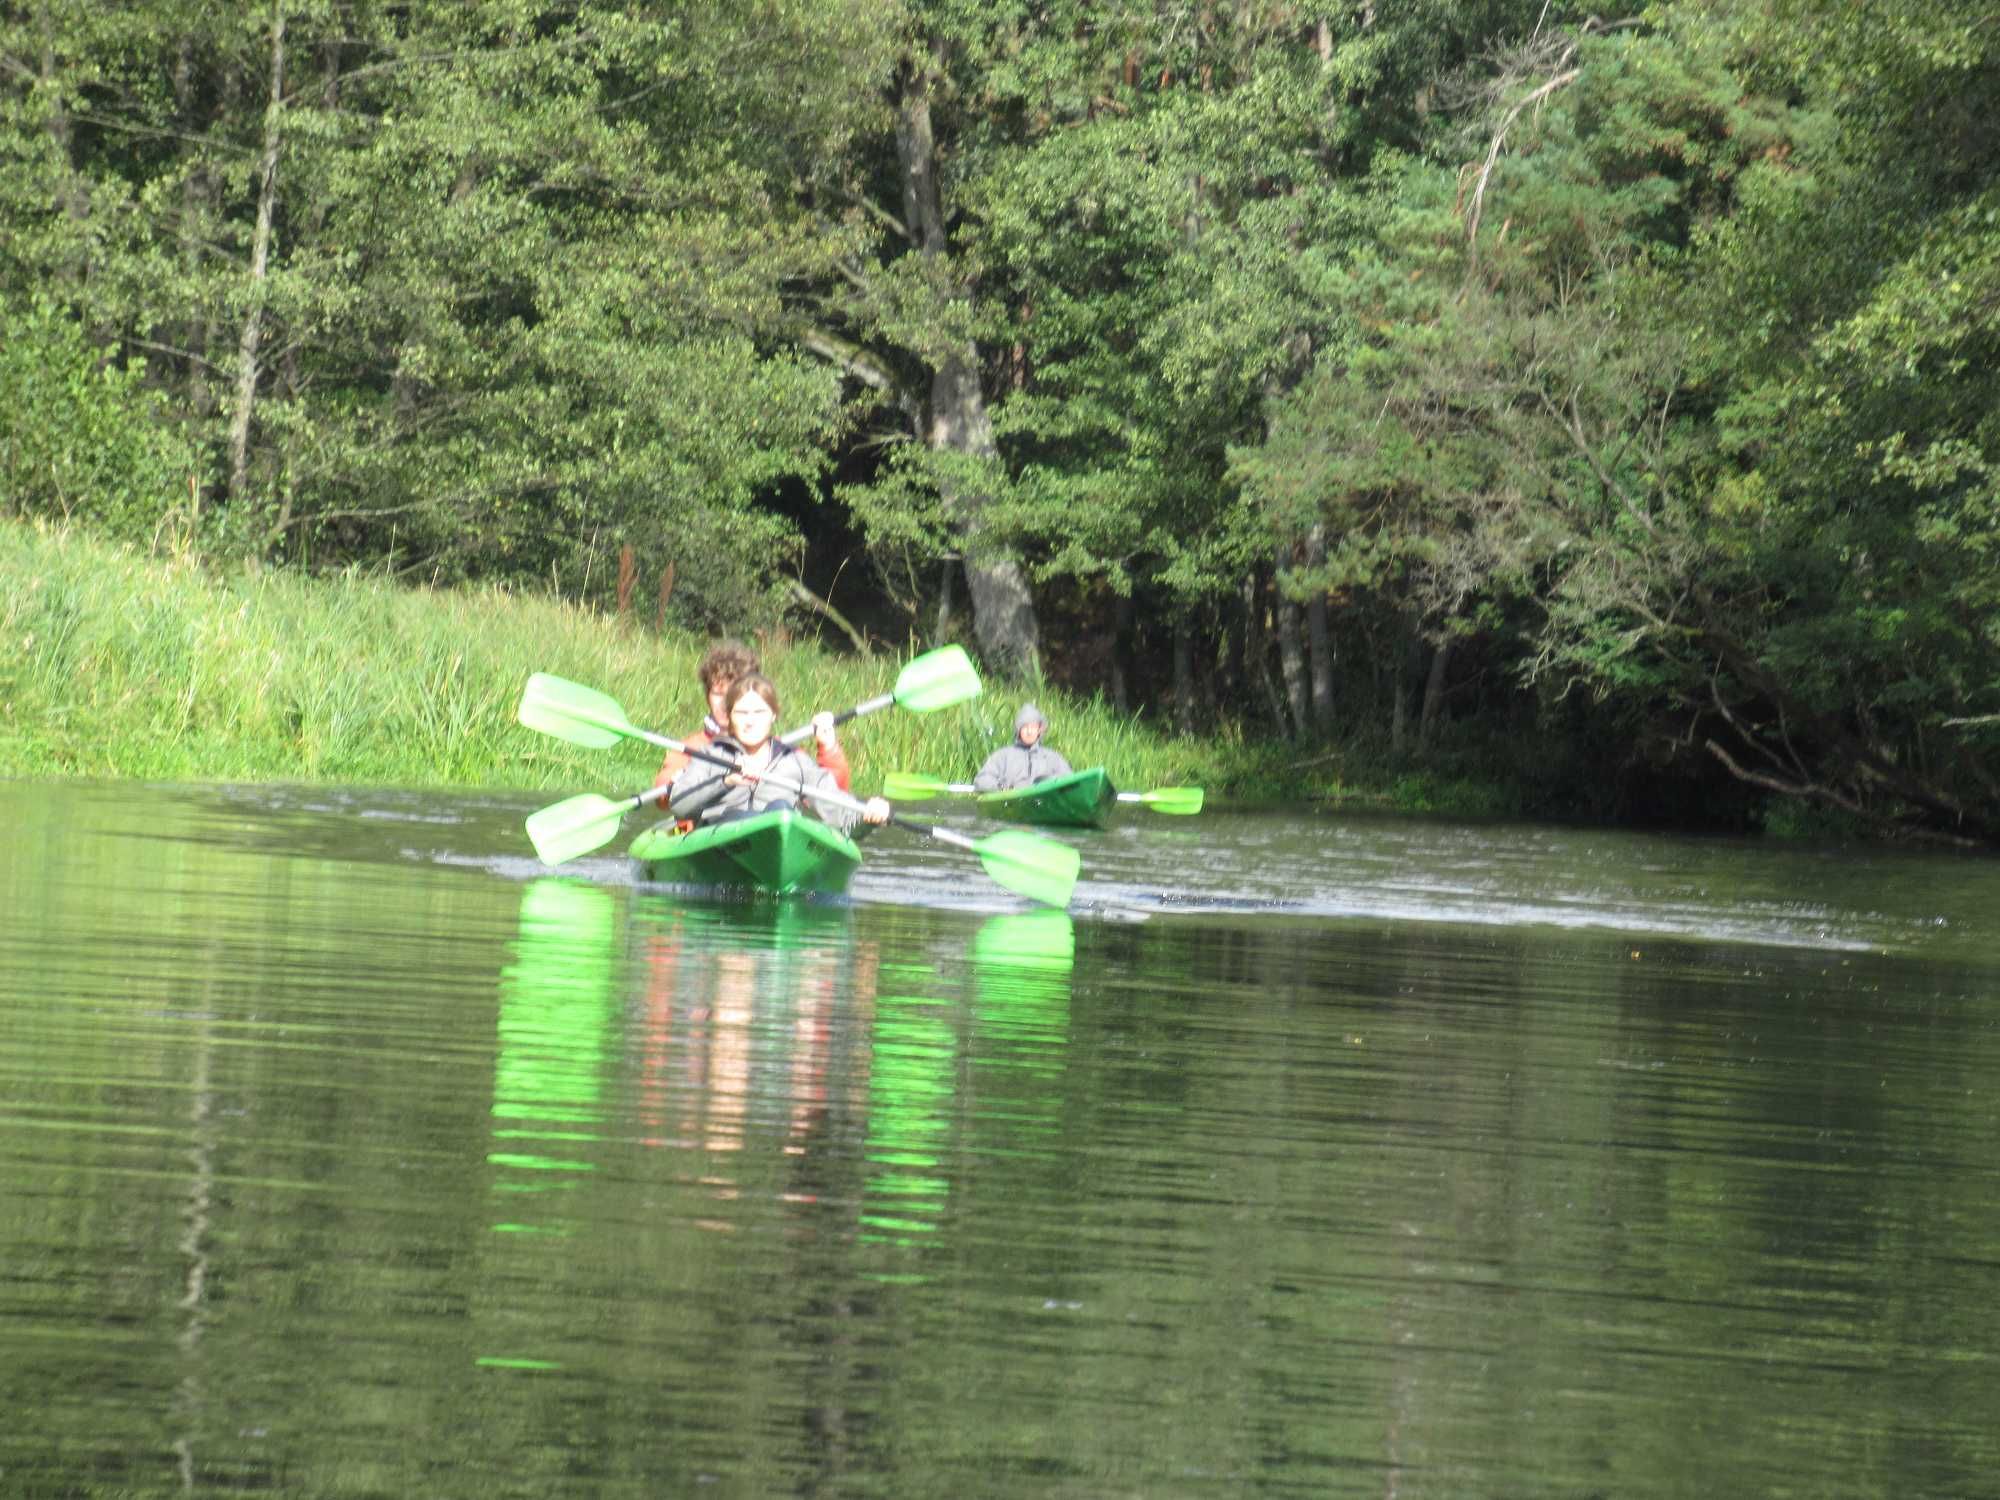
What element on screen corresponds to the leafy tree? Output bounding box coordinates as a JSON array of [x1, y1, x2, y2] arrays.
[[827, 1, 1566, 705], [0, 294, 199, 540], [0, 0, 885, 624], [1243, 2, 2000, 839], [1671, 0, 2000, 839]]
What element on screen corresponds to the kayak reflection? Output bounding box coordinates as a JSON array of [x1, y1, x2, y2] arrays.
[[631, 897, 871, 1228]]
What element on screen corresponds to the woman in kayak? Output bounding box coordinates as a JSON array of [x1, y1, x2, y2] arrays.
[[652, 641, 850, 800], [668, 675, 890, 835], [973, 702, 1073, 791]]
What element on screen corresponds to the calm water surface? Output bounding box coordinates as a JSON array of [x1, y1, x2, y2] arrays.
[[3, 779, 1997, 1498]]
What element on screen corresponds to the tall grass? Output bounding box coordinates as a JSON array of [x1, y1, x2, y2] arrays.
[[1, 522, 1216, 796]]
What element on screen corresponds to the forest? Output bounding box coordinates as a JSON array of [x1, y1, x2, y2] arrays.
[[3, 0, 1996, 844]]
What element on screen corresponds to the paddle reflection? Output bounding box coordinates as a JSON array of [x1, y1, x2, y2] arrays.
[[488, 878, 619, 1236], [967, 910, 1073, 1164], [860, 910, 1075, 1278], [859, 962, 955, 1255]]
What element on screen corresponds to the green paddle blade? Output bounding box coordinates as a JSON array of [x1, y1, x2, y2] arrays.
[[525, 792, 630, 865], [974, 829, 1080, 909], [1124, 785, 1204, 815], [892, 644, 981, 712], [518, 673, 638, 749], [883, 771, 955, 800]]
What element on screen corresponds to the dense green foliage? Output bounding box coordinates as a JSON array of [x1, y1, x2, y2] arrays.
[[1, 292, 199, 537], [3, 0, 1995, 841]]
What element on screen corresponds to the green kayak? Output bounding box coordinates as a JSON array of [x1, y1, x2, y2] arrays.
[[628, 809, 862, 896], [976, 766, 1117, 829]]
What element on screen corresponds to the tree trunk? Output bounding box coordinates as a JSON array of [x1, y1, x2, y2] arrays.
[[265, 34, 340, 561], [1246, 570, 1288, 731], [39, 24, 88, 288], [1305, 522, 1333, 736], [173, 42, 212, 427], [897, 57, 1039, 677], [1419, 636, 1453, 750], [228, 9, 286, 514], [1110, 592, 1134, 712], [1273, 545, 1308, 736], [1173, 621, 1195, 736], [1391, 610, 1422, 754]]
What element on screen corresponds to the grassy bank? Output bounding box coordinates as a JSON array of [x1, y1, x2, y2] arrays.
[[4, 521, 1249, 799]]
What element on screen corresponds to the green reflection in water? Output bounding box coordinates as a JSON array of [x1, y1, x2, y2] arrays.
[[858, 914, 1077, 1276], [861, 954, 954, 1254], [971, 908, 1076, 971], [481, 878, 623, 1373], [969, 911, 1072, 1160], [647, 895, 853, 971], [489, 878, 618, 1230]]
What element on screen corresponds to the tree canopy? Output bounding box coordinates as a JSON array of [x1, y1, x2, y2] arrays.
[[4, 0, 1995, 841]]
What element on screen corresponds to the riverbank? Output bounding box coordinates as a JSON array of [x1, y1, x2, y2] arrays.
[[9, 521, 1372, 802]]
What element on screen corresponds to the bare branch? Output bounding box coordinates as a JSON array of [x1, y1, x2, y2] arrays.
[[1703, 738, 1981, 849], [1462, 64, 1580, 250], [1458, 18, 1648, 258], [835, 189, 912, 247], [786, 577, 870, 654], [798, 327, 896, 392]]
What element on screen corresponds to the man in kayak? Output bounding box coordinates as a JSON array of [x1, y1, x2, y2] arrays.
[[652, 641, 850, 804], [974, 702, 1073, 791], [669, 675, 890, 835]]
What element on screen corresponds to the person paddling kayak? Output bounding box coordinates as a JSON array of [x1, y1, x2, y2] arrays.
[[668, 674, 890, 835], [652, 641, 850, 803], [973, 702, 1073, 791]]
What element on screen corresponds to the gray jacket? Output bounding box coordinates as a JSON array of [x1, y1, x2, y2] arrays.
[[973, 740, 1073, 792], [668, 740, 860, 835]]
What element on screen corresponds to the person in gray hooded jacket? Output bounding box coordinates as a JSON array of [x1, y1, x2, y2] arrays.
[[973, 702, 1073, 791]]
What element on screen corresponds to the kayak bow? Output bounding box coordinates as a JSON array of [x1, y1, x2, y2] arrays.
[[629, 809, 862, 896], [977, 767, 1118, 829]]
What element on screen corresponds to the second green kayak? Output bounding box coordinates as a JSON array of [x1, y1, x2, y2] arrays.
[[629, 809, 862, 895], [976, 766, 1117, 829]]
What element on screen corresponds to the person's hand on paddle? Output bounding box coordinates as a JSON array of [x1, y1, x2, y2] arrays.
[[811, 711, 842, 754], [860, 795, 891, 825]]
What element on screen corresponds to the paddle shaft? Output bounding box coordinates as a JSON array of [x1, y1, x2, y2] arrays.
[[777, 691, 892, 749], [784, 780, 977, 850], [775, 644, 978, 745], [602, 788, 658, 821], [541, 686, 717, 760]]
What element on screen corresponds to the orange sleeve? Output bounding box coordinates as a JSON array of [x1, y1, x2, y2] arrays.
[[652, 729, 712, 804], [816, 740, 851, 791]]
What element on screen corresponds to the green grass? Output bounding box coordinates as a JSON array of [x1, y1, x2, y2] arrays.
[[0, 521, 1238, 798], [4, 520, 1557, 815]]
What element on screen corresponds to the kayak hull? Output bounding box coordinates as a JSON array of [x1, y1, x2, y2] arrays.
[[629, 809, 861, 895], [976, 766, 1117, 829]]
